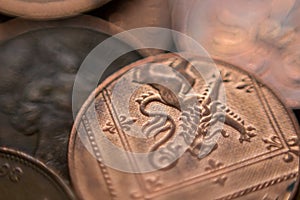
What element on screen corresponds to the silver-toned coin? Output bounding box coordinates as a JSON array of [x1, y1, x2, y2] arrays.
[[0, 15, 142, 181]]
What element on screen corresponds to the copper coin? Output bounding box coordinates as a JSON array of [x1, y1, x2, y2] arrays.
[[0, 15, 142, 181], [0, 0, 111, 20], [0, 147, 75, 200], [171, 0, 300, 108], [98, 0, 173, 55], [69, 53, 300, 199]]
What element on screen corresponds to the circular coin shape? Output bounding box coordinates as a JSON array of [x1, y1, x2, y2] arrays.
[[98, 0, 173, 55], [171, 0, 300, 108], [0, 147, 75, 200], [0, 0, 111, 20], [0, 15, 142, 181], [69, 53, 300, 200]]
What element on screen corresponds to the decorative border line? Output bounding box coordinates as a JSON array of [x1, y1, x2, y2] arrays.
[[253, 79, 288, 149], [81, 114, 118, 199], [216, 172, 298, 200], [85, 63, 298, 199], [123, 75, 293, 197], [0, 149, 75, 199], [102, 88, 148, 192]]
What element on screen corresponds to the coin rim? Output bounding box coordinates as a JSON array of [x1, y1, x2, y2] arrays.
[[68, 53, 300, 200], [0, 147, 76, 199], [0, 15, 123, 43], [170, 1, 300, 109], [0, 15, 145, 55], [0, 0, 111, 20], [0, 14, 144, 180]]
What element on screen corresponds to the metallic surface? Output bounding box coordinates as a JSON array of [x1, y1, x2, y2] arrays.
[[0, 0, 111, 19], [98, 0, 174, 55], [171, 0, 300, 108], [68, 53, 300, 199], [0, 15, 142, 181], [0, 147, 75, 200]]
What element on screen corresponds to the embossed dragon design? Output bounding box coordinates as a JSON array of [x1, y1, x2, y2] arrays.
[[134, 58, 256, 168]]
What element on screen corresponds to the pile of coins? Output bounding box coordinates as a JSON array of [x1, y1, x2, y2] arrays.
[[0, 1, 299, 199]]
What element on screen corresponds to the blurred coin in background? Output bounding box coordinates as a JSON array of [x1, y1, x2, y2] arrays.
[[0, 148, 75, 200], [171, 0, 300, 108], [0, 0, 111, 20], [97, 0, 174, 55], [0, 15, 142, 182]]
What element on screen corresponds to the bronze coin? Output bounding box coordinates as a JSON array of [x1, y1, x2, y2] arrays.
[[171, 0, 300, 108], [68, 53, 300, 199], [0, 0, 111, 20], [0, 147, 75, 200], [98, 0, 173, 55], [0, 15, 142, 181]]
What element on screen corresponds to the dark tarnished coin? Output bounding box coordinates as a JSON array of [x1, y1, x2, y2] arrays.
[[171, 0, 300, 108], [69, 53, 300, 200], [0, 147, 75, 200], [0, 15, 142, 181], [0, 0, 111, 20]]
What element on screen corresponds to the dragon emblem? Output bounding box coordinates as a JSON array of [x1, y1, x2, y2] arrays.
[[133, 58, 256, 169]]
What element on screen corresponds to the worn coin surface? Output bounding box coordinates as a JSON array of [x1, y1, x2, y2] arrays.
[[0, 0, 111, 20], [171, 0, 300, 108], [0, 15, 142, 181], [69, 53, 300, 200], [0, 147, 75, 200]]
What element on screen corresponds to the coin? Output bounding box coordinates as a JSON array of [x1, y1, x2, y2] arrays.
[[0, 147, 75, 200], [69, 53, 300, 199], [97, 0, 173, 55], [171, 0, 300, 108], [0, 15, 142, 181], [0, 0, 111, 20]]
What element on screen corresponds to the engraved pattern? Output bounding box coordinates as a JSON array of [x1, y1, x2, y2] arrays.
[[220, 70, 232, 83], [205, 159, 224, 171], [134, 60, 257, 168], [145, 176, 163, 191], [129, 176, 163, 198], [119, 115, 137, 131], [283, 137, 299, 163], [103, 121, 117, 134], [103, 115, 137, 134], [216, 172, 298, 200], [82, 115, 117, 199], [263, 135, 299, 163], [0, 163, 23, 182], [78, 56, 299, 200], [205, 159, 227, 186], [130, 191, 148, 200], [130, 176, 162, 200], [213, 70, 232, 83], [262, 135, 282, 150], [236, 76, 254, 93]]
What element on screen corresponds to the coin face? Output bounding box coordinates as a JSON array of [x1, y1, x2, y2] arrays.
[[69, 53, 300, 199], [98, 0, 173, 55], [0, 16, 142, 181], [0, 0, 111, 19], [171, 0, 300, 108], [0, 147, 75, 200]]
